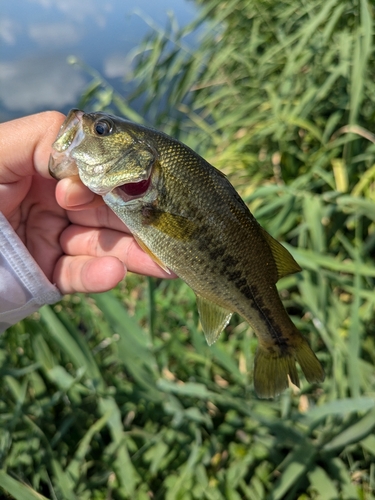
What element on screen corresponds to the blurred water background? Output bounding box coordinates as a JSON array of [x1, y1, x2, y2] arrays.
[[0, 0, 198, 121]]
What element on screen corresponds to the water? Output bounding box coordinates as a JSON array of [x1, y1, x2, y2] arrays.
[[0, 0, 198, 121]]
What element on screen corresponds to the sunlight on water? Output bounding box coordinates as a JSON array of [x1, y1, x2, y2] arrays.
[[0, 0, 198, 121]]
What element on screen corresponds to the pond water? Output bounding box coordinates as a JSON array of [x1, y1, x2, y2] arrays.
[[0, 0, 199, 122]]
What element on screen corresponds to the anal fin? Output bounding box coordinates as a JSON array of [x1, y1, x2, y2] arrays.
[[196, 294, 232, 345]]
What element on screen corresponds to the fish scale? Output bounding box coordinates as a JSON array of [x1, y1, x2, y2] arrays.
[[49, 109, 325, 398]]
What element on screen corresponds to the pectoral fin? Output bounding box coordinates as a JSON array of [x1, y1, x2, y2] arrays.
[[134, 234, 171, 274], [261, 228, 301, 281], [142, 206, 197, 241], [196, 294, 233, 345]]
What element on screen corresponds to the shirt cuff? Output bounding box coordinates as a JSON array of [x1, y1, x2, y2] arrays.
[[0, 211, 62, 332]]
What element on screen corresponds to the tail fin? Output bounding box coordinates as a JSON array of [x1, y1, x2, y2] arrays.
[[253, 339, 325, 399]]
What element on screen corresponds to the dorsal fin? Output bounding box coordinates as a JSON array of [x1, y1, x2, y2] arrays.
[[261, 228, 301, 281]]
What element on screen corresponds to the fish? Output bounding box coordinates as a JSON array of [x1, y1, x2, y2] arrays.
[[49, 109, 325, 398]]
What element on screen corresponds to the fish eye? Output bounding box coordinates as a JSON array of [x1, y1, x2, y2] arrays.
[[94, 119, 113, 136]]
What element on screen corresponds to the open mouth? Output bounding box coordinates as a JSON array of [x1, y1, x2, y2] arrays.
[[118, 177, 151, 197], [108, 173, 154, 204]]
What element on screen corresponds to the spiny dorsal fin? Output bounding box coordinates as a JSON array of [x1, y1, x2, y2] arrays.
[[196, 294, 233, 345], [261, 228, 301, 281], [134, 234, 171, 274]]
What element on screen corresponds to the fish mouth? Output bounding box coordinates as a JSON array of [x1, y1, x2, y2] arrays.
[[106, 147, 157, 201], [109, 175, 153, 203], [49, 108, 156, 201], [118, 177, 151, 197], [48, 109, 84, 180]]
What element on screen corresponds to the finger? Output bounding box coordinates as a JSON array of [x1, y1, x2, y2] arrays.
[[66, 204, 133, 233], [60, 224, 176, 278], [53, 255, 126, 294], [57, 179, 131, 233], [0, 111, 66, 181], [56, 177, 135, 232], [56, 177, 105, 210]]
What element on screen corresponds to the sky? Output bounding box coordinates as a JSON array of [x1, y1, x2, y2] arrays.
[[0, 0, 198, 121]]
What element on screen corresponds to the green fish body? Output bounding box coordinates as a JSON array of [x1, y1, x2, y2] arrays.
[[49, 109, 325, 398]]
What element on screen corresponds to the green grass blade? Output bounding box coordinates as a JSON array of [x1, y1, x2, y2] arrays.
[[307, 465, 339, 500], [322, 408, 375, 453], [91, 291, 161, 397], [99, 397, 140, 496], [306, 397, 375, 425], [39, 305, 103, 386], [270, 443, 316, 500], [0, 471, 49, 500]]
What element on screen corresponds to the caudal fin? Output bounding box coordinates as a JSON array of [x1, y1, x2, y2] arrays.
[[253, 339, 325, 399]]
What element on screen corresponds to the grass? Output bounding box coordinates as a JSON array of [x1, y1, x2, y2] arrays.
[[1, 0, 375, 498]]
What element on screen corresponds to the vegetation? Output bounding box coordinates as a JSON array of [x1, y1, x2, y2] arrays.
[[1, 0, 375, 498]]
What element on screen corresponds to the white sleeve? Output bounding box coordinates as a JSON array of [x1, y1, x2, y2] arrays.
[[0, 212, 62, 333]]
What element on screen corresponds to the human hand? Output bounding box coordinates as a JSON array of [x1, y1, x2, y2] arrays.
[[0, 111, 173, 295]]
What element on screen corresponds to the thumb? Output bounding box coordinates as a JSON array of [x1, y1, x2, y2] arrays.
[[0, 111, 66, 183]]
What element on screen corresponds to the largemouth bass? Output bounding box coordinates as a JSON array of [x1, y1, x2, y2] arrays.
[[49, 109, 325, 398]]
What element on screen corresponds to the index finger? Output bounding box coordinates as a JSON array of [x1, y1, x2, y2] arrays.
[[56, 176, 106, 211]]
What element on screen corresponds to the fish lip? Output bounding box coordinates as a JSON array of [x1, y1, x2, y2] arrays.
[[48, 109, 84, 180], [55, 109, 84, 150]]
